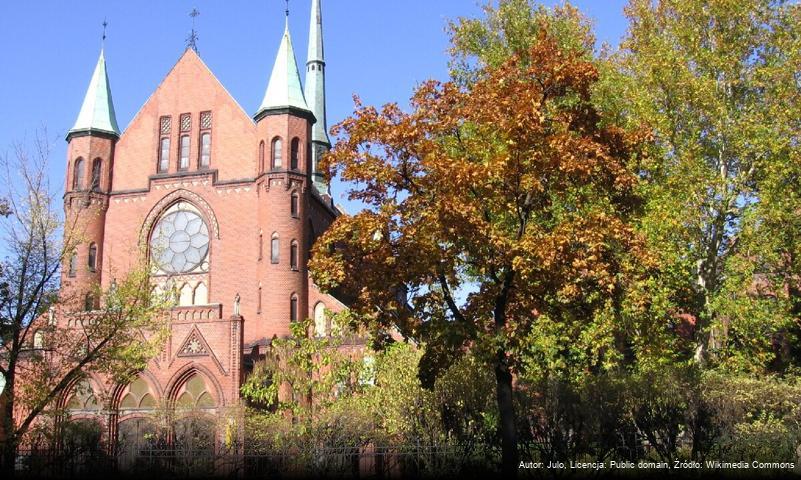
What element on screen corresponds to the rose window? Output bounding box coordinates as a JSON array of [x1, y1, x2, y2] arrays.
[[150, 203, 210, 274]]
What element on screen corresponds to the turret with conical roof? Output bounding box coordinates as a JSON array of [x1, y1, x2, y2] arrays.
[[255, 19, 314, 122], [254, 14, 313, 340], [305, 0, 330, 194], [68, 49, 120, 139], [63, 48, 119, 311]]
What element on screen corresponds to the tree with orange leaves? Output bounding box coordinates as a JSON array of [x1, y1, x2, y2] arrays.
[[310, 15, 653, 477]]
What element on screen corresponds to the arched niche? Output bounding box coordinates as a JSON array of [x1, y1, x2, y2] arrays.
[[193, 282, 208, 305], [166, 364, 225, 409], [62, 377, 104, 415], [179, 283, 194, 306], [118, 376, 158, 411], [175, 373, 215, 410], [314, 302, 327, 337]]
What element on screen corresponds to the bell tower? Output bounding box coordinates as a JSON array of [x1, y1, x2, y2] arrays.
[[62, 48, 119, 310], [254, 14, 315, 337]]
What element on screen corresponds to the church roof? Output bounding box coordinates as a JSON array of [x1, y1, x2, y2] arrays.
[[256, 19, 310, 117], [69, 49, 120, 137]]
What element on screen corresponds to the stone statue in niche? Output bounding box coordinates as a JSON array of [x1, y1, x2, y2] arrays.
[[233, 293, 241, 316]]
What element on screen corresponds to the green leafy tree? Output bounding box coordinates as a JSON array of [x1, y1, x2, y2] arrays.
[[612, 0, 801, 370], [0, 134, 171, 474], [361, 343, 439, 445], [310, 2, 654, 473], [241, 313, 361, 417], [448, 0, 597, 85]]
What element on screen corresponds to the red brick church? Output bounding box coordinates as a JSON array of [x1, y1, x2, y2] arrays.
[[56, 0, 346, 447]]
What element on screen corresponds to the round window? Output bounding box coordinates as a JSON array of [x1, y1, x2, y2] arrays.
[[150, 206, 209, 274]]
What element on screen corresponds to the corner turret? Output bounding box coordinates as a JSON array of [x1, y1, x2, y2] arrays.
[[68, 49, 120, 140], [62, 48, 118, 310]]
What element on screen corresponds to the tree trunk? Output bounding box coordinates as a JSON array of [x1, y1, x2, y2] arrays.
[[1, 438, 15, 479], [1, 375, 16, 478], [495, 350, 518, 477]]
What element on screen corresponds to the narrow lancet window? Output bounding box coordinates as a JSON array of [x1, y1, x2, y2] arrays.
[[272, 138, 283, 169]]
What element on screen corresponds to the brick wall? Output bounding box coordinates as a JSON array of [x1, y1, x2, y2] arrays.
[[57, 49, 342, 414]]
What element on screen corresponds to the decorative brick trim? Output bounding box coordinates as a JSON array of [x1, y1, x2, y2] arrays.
[[164, 362, 227, 407], [169, 325, 227, 377], [139, 189, 221, 244]]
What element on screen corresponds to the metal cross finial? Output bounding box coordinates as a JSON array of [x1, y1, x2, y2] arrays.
[[285, 0, 290, 17], [101, 18, 108, 47], [186, 8, 200, 52]]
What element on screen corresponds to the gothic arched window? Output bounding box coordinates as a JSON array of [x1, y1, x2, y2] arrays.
[[290, 240, 298, 271], [271, 137, 283, 169], [33, 330, 45, 349], [91, 158, 102, 191], [179, 135, 190, 171], [175, 373, 215, 409], [87, 243, 97, 272], [290, 138, 299, 171], [199, 133, 211, 169], [290, 294, 298, 323], [73, 158, 85, 191], [179, 283, 193, 306], [158, 137, 170, 173], [271, 233, 280, 264], [68, 251, 77, 278], [193, 282, 208, 305], [290, 192, 299, 218], [158, 115, 172, 173], [119, 377, 157, 410], [66, 379, 100, 412]]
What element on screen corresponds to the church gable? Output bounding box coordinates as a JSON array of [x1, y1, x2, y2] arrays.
[[113, 49, 258, 192], [173, 325, 227, 376], [177, 326, 211, 357]]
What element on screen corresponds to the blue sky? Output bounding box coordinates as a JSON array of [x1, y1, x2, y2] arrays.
[[0, 0, 629, 209]]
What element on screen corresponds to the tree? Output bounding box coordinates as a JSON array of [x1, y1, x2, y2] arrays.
[[240, 315, 360, 416], [0, 133, 170, 474], [612, 0, 801, 370], [447, 0, 597, 85], [310, 10, 652, 474]]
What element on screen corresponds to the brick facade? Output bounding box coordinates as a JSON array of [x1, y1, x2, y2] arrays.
[[55, 48, 345, 445]]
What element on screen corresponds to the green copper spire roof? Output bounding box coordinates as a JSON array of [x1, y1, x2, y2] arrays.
[[305, 0, 330, 146], [69, 49, 120, 138], [256, 19, 310, 117], [307, 0, 324, 64]]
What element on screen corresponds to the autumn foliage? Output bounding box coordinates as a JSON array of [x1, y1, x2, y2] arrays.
[[313, 27, 651, 369], [310, 26, 654, 473]]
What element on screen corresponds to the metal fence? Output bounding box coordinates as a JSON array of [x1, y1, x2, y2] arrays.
[[14, 443, 498, 478]]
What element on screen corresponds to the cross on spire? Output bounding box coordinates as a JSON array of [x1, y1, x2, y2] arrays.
[[285, 0, 290, 17], [101, 18, 108, 48], [186, 8, 200, 52]]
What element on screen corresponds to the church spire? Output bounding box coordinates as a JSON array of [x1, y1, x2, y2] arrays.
[[307, 0, 324, 65], [69, 48, 120, 139], [305, 0, 330, 194], [305, 0, 328, 144], [255, 16, 310, 119]]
